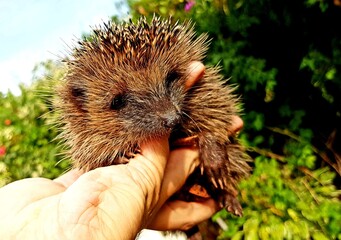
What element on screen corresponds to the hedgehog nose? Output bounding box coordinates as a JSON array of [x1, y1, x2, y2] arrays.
[[161, 113, 180, 129]]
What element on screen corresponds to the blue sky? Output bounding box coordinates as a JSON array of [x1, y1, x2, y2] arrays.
[[0, 0, 129, 95]]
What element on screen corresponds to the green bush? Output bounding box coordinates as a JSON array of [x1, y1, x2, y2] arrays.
[[0, 60, 69, 186], [128, 0, 341, 239]]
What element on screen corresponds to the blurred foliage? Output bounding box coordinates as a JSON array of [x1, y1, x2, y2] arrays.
[[0, 0, 340, 239], [0, 60, 70, 186], [128, 0, 341, 239]]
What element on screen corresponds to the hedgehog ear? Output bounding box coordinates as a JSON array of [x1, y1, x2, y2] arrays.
[[165, 71, 180, 88], [69, 85, 87, 112]]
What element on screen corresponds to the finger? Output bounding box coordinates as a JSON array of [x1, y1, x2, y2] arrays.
[[148, 199, 220, 231], [185, 61, 205, 89], [53, 169, 84, 188], [230, 115, 244, 134], [138, 136, 170, 168], [157, 147, 199, 205], [127, 136, 170, 212], [145, 147, 200, 225]]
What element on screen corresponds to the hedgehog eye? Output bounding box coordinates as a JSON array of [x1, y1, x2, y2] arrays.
[[110, 94, 126, 110], [166, 71, 180, 87]]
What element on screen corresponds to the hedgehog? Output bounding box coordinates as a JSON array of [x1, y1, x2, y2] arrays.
[[54, 16, 251, 217]]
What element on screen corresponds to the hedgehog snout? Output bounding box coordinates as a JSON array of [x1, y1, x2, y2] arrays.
[[159, 111, 181, 129]]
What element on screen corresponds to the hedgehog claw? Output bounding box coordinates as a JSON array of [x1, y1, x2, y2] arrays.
[[200, 164, 204, 175], [211, 177, 218, 188], [223, 178, 228, 188], [218, 178, 224, 189], [223, 194, 243, 217], [235, 209, 243, 217]]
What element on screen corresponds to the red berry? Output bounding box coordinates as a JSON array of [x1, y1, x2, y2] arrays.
[[0, 146, 6, 156], [4, 119, 11, 126]]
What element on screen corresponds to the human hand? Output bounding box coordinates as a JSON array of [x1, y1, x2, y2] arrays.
[[0, 137, 212, 239]]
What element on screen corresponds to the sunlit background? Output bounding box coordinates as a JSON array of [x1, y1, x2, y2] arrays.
[[0, 0, 128, 95]]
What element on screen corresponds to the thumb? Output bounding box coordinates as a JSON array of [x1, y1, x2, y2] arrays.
[[137, 136, 170, 171], [127, 136, 170, 195], [127, 136, 170, 218]]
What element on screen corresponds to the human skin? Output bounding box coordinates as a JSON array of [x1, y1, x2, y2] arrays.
[[0, 62, 243, 239]]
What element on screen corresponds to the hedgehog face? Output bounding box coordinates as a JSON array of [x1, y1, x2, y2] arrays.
[[62, 59, 186, 145]]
